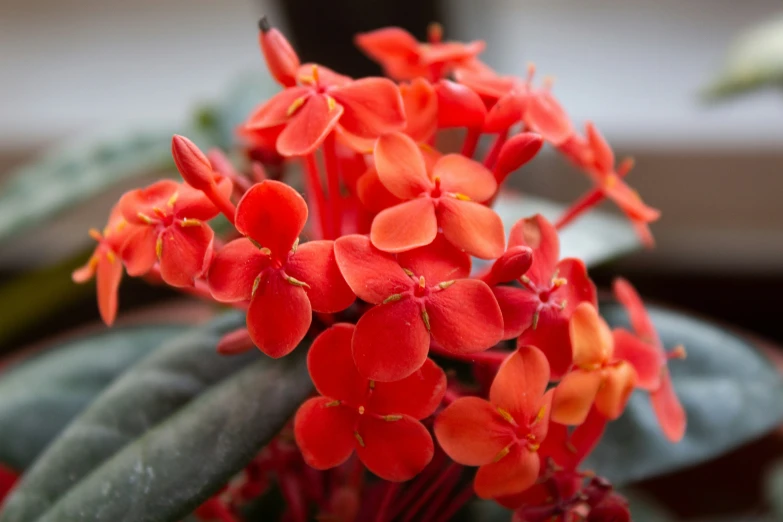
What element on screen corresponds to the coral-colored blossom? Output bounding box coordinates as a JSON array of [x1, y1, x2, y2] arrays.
[[369, 132, 505, 259], [208, 181, 354, 357], [552, 303, 638, 425], [334, 234, 503, 381], [435, 346, 553, 499], [294, 323, 446, 481], [492, 214, 596, 378], [612, 278, 686, 442]]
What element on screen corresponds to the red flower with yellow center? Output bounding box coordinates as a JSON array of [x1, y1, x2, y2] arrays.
[[334, 234, 504, 382], [493, 214, 597, 378], [435, 346, 553, 499], [368, 132, 505, 259], [294, 323, 446, 482], [208, 181, 354, 358], [552, 303, 638, 425]]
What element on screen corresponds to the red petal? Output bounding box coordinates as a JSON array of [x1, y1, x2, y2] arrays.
[[433, 154, 497, 203], [333, 234, 411, 304], [356, 167, 404, 213], [208, 238, 270, 303], [435, 80, 487, 129], [246, 270, 312, 358], [612, 278, 658, 344], [298, 63, 352, 88], [118, 180, 178, 225], [508, 214, 559, 285], [235, 180, 307, 261], [245, 87, 311, 129], [524, 90, 574, 145], [120, 225, 159, 277], [352, 298, 429, 382], [555, 258, 598, 312], [494, 132, 544, 182], [96, 252, 123, 326], [585, 122, 615, 172], [423, 40, 485, 66], [307, 324, 368, 403], [438, 198, 505, 259], [551, 369, 602, 425], [484, 91, 527, 133], [427, 279, 503, 354], [356, 415, 434, 482], [400, 78, 438, 142], [603, 177, 660, 223], [277, 94, 344, 157], [612, 329, 664, 390], [330, 78, 406, 138], [488, 246, 533, 285], [570, 303, 613, 367], [286, 240, 355, 313], [294, 397, 357, 470], [519, 307, 573, 379], [493, 286, 538, 340], [474, 444, 540, 499], [158, 222, 214, 288], [595, 362, 637, 420], [490, 346, 550, 421], [354, 27, 419, 62], [171, 183, 222, 221], [434, 396, 514, 466], [72, 255, 97, 283], [369, 358, 446, 419], [371, 198, 438, 253], [651, 370, 686, 442], [374, 132, 431, 200], [396, 234, 471, 283]]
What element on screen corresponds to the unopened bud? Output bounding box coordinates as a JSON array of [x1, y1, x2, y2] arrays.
[[490, 245, 533, 284], [172, 135, 214, 191], [494, 132, 544, 184], [258, 17, 300, 88], [435, 80, 487, 129]]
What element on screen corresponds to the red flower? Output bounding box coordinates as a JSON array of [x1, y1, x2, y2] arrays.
[[118, 180, 225, 288], [435, 346, 553, 499], [493, 214, 597, 378], [294, 323, 446, 481], [552, 303, 638, 425], [208, 181, 354, 358], [72, 205, 138, 325], [369, 132, 505, 259], [612, 278, 686, 442], [245, 62, 405, 157], [334, 234, 503, 382], [355, 25, 485, 81]]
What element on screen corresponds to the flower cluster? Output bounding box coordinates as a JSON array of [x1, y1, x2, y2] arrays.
[[75, 19, 683, 521]]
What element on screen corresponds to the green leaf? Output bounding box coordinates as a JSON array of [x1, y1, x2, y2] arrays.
[[0, 324, 188, 471], [0, 312, 313, 522], [0, 130, 174, 248], [492, 191, 641, 267], [703, 15, 783, 100], [588, 302, 783, 485]]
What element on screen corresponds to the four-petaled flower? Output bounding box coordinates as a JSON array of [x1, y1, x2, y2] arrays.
[[493, 214, 597, 378], [245, 63, 405, 157], [612, 278, 686, 442], [118, 180, 227, 288], [552, 303, 638, 425], [369, 132, 505, 259], [294, 323, 446, 481], [208, 180, 355, 357], [435, 346, 553, 499], [334, 234, 504, 381]]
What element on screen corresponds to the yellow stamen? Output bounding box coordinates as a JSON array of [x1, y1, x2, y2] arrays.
[[179, 218, 201, 227], [137, 212, 154, 224], [418, 275, 426, 290], [311, 64, 319, 84], [383, 414, 402, 422], [605, 174, 618, 189], [493, 445, 511, 462], [326, 95, 337, 112], [369, 380, 376, 389], [521, 275, 532, 285], [532, 309, 540, 330], [105, 250, 116, 264], [669, 345, 687, 360], [354, 431, 365, 448], [287, 96, 307, 116], [496, 407, 515, 424], [383, 293, 402, 304], [552, 277, 567, 288], [252, 275, 262, 297], [421, 309, 431, 332], [291, 237, 299, 254], [153, 207, 166, 218], [167, 191, 179, 208], [358, 406, 365, 415], [453, 193, 471, 201], [259, 247, 272, 257], [403, 268, 415, 277], [325, 400, 340, 407], [531, 404, 547, 426], [438, 280, 455, 290], [88, 228, 103, 242], [155, 236, 163, 259], [285, 275, 310, 288], [527, 442, 540, 452]]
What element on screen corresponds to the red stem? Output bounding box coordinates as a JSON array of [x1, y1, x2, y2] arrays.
[[482, 129, 508, 170], [460, 127, 481, 159], [387, 451, 446, 520], [323, 133, 342, 239], [375, 482, 399, 522], [554, 187, 604, 230], [206, 184, 237, 226], [418, 466, 463, 522], [432, 483, 477, 522], [400, 463, 462, 522], [302, 154, 329, 240]]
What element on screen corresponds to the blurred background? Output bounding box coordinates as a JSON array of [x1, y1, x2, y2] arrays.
[[1, 0, 782, 517]]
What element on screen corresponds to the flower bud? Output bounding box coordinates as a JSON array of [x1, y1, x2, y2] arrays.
[[171, 135, 214, 191], [490, 245, 533, 284], [435, 80, 487, 129], [258, 17, 300, 88], [494, 132, 543, 183]]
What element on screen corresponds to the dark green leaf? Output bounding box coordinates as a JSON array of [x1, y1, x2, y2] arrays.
[[0, 312, 313, 522], [588, 302, 783, 485], [492, 192, 641, 268], [0, 324, 187, 471]]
